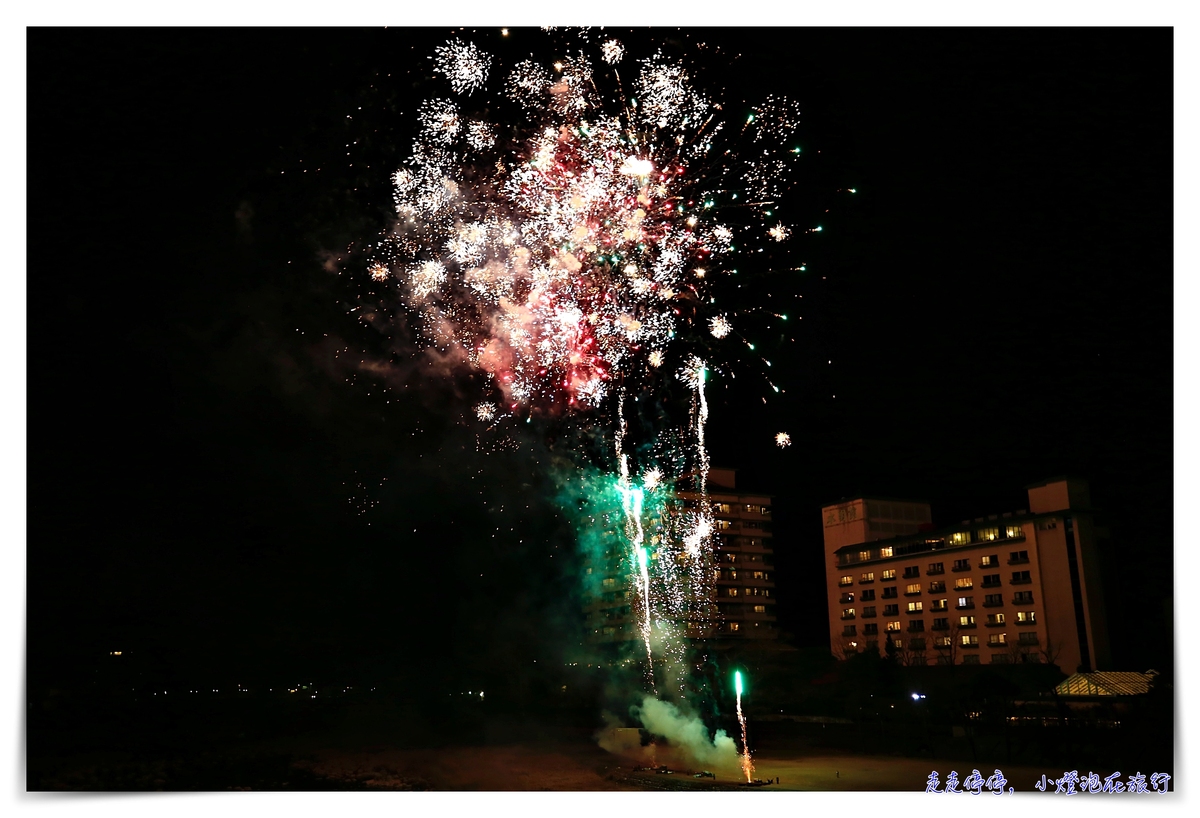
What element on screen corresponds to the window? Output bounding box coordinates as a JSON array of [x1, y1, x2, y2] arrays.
[[880, 546, 893, 558], [842, 625, 857, 636], [977, 526, 999, 541], [953, 558, 970, 571], [728, 622, 740, 632], [957, 596, 974, 609], [984, 593, 1003, 606], [949, 531, 970, 546], [728, 588, 739, 597], [1011, 571, 1031, 584], [929, 580, 946, 593], [990, 653, 1011, 664], [906, 583, 921, 595], [931, 598, 948, 611], [961, 635, 979, 646], [863, 623, 878, 635], [1037, 519, 1057, 531], [882, 586, 898, 599], [1014, 591, 1034, 604], [862, 606, 876, 617], [979, 554, 999, 567], [753, 605, 766, 613], [988, 633, 1007, 646], [903, 566, 920, 579], [883, 604, 899, 616], [982, 574, 1001, 587], [890, 637, 904, 648], [860, 572, 875, 583], [1009, 550, 1029, 563], [1018, 632, 1039, 645], [841, 607, 855, 619], [909, 620, 925, 633], [861, 589, 876, 601], [858, 550, 870, 562], [761, 589, 771, 597], [954, 577, 973, 590], [882, 569, 896, 581], [986, 613, 1005, 626], [602, 577, 616, 588], [1016, 610, 1036, 624], [960, 615, 976, 627], [934, 636, 952, 647], [726, 570, 738, 580], [907, 601, 923, 613], [963, 654, 980, 664], [839, 576, 853, 587], [928, 562, 944, 574], [713, 503, 732, 514], [886, 620, 901, 632], [910, 637, 926, 651], [932, 617, 949, 630], [1004, 524, 1022, 538]]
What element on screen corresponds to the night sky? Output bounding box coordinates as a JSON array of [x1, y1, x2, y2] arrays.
[[27, 27, 1173, 699]]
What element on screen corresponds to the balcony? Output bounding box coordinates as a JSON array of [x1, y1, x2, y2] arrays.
[[1012, 595, 1034, 604], [956, 602, 975, 610], [1015, 619, 1037, 627], [985, 621, 1006, 628], [931, 622, 949, 631], [1010, 576, 1032, 585], [929, 604, 948, 613], [952, 563, 971, 572], [840, 613, 856, 621], [905, 608, 923, 616], [860, 610, 877, 618], [858, 577, 875, 585], [1008, 556, 1030, 565], [839, 595, 855, 605], [982, 579, 1002, 588], [881, 574, 897, 582], [926, 566, 945, 575], [959, 622, 977, 629], [907, 624, 925, 633], [961, 642, 979, 649], [904, 590, 922, 597], [1018, 635, 1040, 646]]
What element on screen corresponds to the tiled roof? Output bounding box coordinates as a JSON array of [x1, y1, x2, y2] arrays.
[[1055, 671, 1158, 697]]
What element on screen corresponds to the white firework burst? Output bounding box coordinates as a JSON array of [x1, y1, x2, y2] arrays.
[[648, 350, 665, 368], [768, 222, 791, 242], [433, 39, 492, 95], [409, 260, 447, 298], [601, 39, 625, 64], [709, 315, 732, 339], [368, 262, 390, 282], [475, 402, 496, 422], [465, 120, 496, 151], [642, 468, 662, 491], [775, 432, 792, 448]]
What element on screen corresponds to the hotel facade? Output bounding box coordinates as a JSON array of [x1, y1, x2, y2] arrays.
[[822, 478, 1110, 673]]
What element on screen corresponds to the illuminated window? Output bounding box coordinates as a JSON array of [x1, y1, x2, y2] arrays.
[[762, 589, 770, 597], [729, 622, 740, 632], [882, 569, 896, 581], [957, 596, 974, 609], [861, 589, 876, 601], [882, 586, 898, 599], [727, 570, 738, 580], [979, 554, 998, 567], [891, 637, 903, 648], [930, 598, 947, 611], [988, 633, 1007, 646], [752, 571, 765, 580], [1004, 524, 1023, 538], [886, 620, 901, 632], [842, 607, 855, 618], [934, 636, 952, 647], [860, 572, 875, 583], [961, 635, 979, 646], [1013, 591, 1034, 604], [754, 605, 766, 613], [602, 578, 616, 588], [839, 575, 853, 586], [987, 613, 1005, 626], [880, 546, 893, 558], [716, 519, 731, 530], [906, 583, 921, 595], [929, 580, 946, 593], [960, 615, 975, 627], [1016, 610, 1036, 624], [883, 604, 899, 616], [728, 588, 739, 597], [907, 601, 923, 613], [858, 550, 870, 561], [949, 531, 970, 546], [714, 503, 732, 514], [954, 577, 973, 590], [977, 527, 999, 541]]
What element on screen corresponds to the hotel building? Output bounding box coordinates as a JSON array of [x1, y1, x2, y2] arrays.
[[822, 478, 1110, 673]]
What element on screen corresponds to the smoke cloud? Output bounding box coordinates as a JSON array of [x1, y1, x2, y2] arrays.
[[598, 695, 741, 775]]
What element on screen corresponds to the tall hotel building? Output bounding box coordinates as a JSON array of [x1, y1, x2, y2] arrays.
[[585, 467, 778, 643], [822, 478, 1110, 672]]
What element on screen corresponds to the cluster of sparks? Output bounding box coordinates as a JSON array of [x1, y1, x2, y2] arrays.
[[363, 29, 810, 769]]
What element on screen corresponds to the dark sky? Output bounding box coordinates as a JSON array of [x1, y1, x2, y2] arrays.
[[27, 27, 1172, 693]]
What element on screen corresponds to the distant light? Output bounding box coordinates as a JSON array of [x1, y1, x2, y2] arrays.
[[501, 28, 509, 36], [911, 692, 920, 701]]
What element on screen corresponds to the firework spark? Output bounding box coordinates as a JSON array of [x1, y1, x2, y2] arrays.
[[709, 315, 732, 339], [775, 432, 791, 448], [433, 38, 492, 95]]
